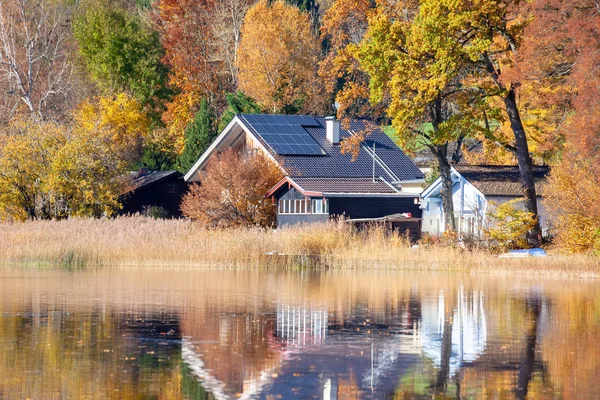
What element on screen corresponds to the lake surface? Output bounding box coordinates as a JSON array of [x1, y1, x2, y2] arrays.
[[0, 267, 598, 399]]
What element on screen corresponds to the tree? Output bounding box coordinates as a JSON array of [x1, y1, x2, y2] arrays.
[[48, 126, 125, 218], [355, 0, 547, 246], [153, 0, 254, 152], [73, 2, 170, 117], [217, 91, 261, 132], [180, 149, 283, 227], [237, 0, 325, 114], [176, 98, 217, 173], [350, 3, 487, 231], [74, 93, 152, 168], [0, 0, 73, 122], [528, 0, 600, 253], [318, 0, 379, 119], [419, 0, 544, 246], [0, 118, 65, 220], [0, 94, 152, 221]]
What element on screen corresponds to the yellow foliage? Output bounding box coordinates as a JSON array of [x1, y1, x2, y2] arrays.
[[0, 118, 66, 221], [161, 90, 201, 154], [0, 94, 150, 220], [74, 93, 151, 164], [486, 199, 538, 251]]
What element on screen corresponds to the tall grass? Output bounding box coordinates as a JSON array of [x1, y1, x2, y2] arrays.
[[0, 216, 598, 276]]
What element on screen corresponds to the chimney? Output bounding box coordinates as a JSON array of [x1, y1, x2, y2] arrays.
[[137, 167, 149, 178], [325, 116, 340, 145]]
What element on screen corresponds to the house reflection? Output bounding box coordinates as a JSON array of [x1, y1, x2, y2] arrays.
[[419, 285, 487, 377]]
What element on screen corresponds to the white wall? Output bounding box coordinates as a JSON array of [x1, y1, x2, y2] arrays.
[[421, 176, 551, 238]]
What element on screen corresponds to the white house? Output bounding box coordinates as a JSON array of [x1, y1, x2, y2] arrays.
[[420, 165, 551, 237]]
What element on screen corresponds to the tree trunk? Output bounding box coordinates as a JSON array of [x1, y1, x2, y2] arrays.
[[503, 87, 542, 247], [436, 147, 457, 232]]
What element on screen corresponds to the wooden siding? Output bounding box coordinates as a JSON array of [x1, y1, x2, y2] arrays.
[[278, 186, 306, 201], [277, 214, 329, 226], [120, 175, 188, 218]]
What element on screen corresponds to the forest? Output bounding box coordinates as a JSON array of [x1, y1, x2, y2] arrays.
[[0, 0, 598, 253]]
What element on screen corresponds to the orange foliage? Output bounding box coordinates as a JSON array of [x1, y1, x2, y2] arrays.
[[180, 150, 284, 227], [237, 0, 325, 114], [530, 1, 600, 253]]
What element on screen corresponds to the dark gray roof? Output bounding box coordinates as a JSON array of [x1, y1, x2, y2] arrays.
[[454, 165, 550, 197], [293, 177, 398, 194], [238, 115, 424, 183], [125, 170, 181, 192]]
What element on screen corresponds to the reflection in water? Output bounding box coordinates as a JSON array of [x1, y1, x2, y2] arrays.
[[0, 268, 598, 399]]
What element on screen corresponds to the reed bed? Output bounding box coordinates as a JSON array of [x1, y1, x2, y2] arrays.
[[0, 216, 598, 277]]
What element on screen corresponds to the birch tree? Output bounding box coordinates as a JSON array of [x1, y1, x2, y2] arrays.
[[0, 0, 72, 121]]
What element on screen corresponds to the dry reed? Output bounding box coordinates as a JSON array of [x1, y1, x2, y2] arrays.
[[0, 216, 598, 277]]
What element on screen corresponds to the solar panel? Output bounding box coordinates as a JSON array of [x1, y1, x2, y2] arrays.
[[241, 114, 325, 155]]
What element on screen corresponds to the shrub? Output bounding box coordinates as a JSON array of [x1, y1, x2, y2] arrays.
[[143, 206, 169, 219], [485, 199, 537, 252], [180, 150, 284, 227]]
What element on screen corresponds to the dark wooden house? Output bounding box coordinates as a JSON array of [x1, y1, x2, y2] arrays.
[[120, 170, 188, 217], [185, 114, 425, 228]]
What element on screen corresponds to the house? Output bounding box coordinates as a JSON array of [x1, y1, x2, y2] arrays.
[[184, 114, 426, 227], [120, 169, 188, 217], [420, 165, 551, 237]]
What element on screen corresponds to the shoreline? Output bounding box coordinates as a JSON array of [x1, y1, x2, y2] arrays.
[[0, 216, 598, 279]]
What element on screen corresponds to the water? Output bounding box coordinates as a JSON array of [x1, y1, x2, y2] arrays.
[[0, 267, 598, 399]]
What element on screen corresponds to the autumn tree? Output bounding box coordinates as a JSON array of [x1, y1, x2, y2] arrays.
[[421, 0, 544, 246], [0, 0, 74, 122], [534, 0, 600, 253], [73, 2, 170, 117], [0, 93, 153, 221], [352, 0, 550, 245], [237, 0, 325, 114], [153, 0, 255, 152], [350, 2, 487, 231], [318, 0, 379, 119], [180, 150, 283, 227], [0, 118, 65, 220], [176, 98, 217, 173]]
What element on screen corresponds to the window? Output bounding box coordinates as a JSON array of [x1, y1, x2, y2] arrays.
[[278, 198, 327, 214], [311, 199, 328, 214], [166, 184, 177, 194]]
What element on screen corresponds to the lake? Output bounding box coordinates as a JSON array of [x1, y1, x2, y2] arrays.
[[0, 267, 598, 399]]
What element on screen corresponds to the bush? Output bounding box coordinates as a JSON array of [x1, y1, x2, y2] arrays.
[[180, 150, 284, 227], [143, 206, 169, 219], [485, 199, 537, 252]]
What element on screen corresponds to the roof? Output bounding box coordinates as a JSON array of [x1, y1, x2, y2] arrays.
[[453, 165, 550, 197], [293, 177, 399, 194], [125, 170, 181, 193], [236, 114, 424, 182], [265, 176, 419, 198]]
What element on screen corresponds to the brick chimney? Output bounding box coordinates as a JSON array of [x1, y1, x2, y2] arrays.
[[325, 116, 340, 145]]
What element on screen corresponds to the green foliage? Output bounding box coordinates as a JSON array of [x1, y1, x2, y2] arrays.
[[143, 205, 169, 219], [73, 3, 170, 118], [218, 92, 262, 132], [141, 142, 176, 171], [177, 99, 217, 174], [486, 199, 538, 252]]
